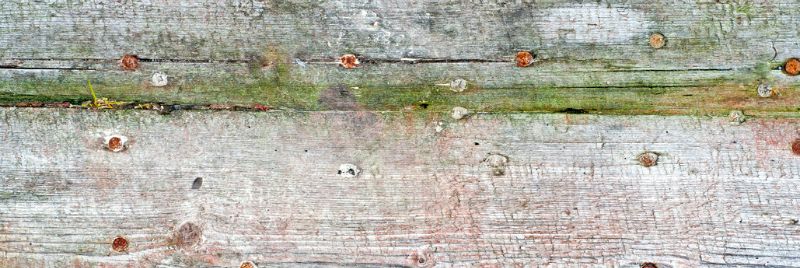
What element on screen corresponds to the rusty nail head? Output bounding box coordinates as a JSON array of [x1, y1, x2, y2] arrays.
[[641, 263, 658, 268], [791, 139, 800, 155], [515, 51, 534, 67], [120, 54, 140, 71], [339, 54, 360, 69], [649, 33, 666, 49], [784, 58, 800, 76], [240, 261, 257, 268], [106, 135, 127, 152], [112, 236, 128, 252]]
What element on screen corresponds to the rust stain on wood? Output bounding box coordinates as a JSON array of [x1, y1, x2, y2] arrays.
[[339, 54, 359, 69], [119, 54, 140, 71], [515, 51, 534, 67], [784, 58, 800, 76]]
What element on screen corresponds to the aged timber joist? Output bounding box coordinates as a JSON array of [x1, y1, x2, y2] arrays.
[[0, 0, 799, 267]]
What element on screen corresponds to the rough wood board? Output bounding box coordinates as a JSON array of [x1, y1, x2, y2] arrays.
[[1, 108, 800, 267], [0, 1, 798, 114]]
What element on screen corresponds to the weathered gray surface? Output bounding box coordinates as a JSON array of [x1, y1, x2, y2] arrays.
[[2, 1, 800, 267], [2, 108, 800, 267], [0, 1, 798, 114], [1, 1, 797, 64]]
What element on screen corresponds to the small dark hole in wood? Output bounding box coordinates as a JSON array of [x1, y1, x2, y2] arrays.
[[419, 103, 429, 109], [474, 142, 480, 145], [418, 258, 426, 264], [347, 169, 356, 176], [304, 149, 308, 152], [192, 177, 203, 189], [337, 170, 342, 175]]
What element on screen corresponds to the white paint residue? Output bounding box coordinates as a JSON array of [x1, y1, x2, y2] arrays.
[[151, 72, 168, 87], [538, 4, 651, 44]]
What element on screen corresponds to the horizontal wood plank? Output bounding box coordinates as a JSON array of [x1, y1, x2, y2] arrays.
[[2, 108, 800, 267], [0, 1, 798, 115]]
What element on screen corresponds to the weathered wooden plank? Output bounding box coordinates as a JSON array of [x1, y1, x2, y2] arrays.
[[0, 60, 798, 116], [1, 0, 797, 66], [2, 108, 800, 267], [0, 1, 798, 115]]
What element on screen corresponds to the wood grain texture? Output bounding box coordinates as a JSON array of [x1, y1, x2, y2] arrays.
[[0, 1, 798, 114], [2, 108, 800, 267]]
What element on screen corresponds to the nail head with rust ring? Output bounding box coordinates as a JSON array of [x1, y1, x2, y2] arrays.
[[649, 33, 666, 49], [515, 51, 534, 67], [757, 82, 774, 98], [783, 58, 800, 76], [120, 54, 140, 71], [173, 222, 203, 248], [111, 236, 128, 252], [638, 152, 658, 167], [339, 54, 360, 69], [791, 139, 800, 156]]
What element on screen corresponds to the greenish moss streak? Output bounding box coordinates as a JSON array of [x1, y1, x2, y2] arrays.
[[0, 61, 797, 116]]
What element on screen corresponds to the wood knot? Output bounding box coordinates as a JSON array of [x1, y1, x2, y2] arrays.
[[784, 58, 800, 76], [649, 33, 666, 49], [791, 139, 800, 156], [339, 54, 360, 69], [105, 135, 128, 152], [338, 164, 361, 178], [111, 236, 128, 252], [407, 248, 435, 267], [120, 54, 140, 71], [638, 152, 659, 167], [484, 153, 509, 176], [515, 51, 534, 67], [173, 222, 202, 248]]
